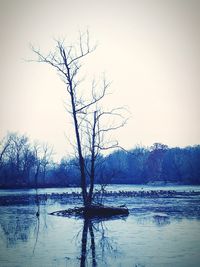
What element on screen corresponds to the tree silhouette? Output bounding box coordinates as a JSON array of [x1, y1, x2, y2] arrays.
[[31, 31, 127, 207]]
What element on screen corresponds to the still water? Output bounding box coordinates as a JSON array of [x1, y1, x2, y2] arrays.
[[0, 186, 200, 267]]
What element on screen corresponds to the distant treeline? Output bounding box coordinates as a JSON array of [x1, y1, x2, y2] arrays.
[[0, 133, 200, 188]]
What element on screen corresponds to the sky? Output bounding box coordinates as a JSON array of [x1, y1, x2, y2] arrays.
[[0, 0, 200, 161]]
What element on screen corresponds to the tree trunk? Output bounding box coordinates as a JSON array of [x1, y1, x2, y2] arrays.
[[87, 111, 96, 205], [68, 75, 87, 206]]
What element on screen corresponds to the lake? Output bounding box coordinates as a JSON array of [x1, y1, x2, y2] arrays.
[[0, 185, 200, 267]]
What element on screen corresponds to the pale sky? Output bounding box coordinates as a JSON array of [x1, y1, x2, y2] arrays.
[[0, 0, 200, 160]]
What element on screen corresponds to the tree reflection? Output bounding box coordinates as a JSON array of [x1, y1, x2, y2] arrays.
[[33, 189, 41, 254], [0, 207, 35, 247], [80, 219, 97, 267], [79, 219, 97, 267], [152, 214, 170, 226], [0, 192, 45, 251], [136, 214, 171, 227], [79, 215, 127, 267]]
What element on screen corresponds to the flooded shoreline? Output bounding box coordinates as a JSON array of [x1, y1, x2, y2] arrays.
[[0, 189, 200, 208], [1, 184, 200, 197]]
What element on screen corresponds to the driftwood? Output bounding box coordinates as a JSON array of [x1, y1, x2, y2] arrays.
[[50, 204, 129, 219]]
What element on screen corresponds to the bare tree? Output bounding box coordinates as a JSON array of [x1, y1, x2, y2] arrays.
[[33, 142, 41, 188], [40, 143, 54, 185], [31, 31, 127, 207], [4, 133, 32, 185], [0, 134, 12, 170], [32, 142, 53, 187]]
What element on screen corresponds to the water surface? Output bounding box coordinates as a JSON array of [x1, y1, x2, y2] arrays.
[[0, 186, 200, 267]]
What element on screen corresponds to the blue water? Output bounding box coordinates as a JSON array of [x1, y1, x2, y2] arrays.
[[0, 185, 200, 266]]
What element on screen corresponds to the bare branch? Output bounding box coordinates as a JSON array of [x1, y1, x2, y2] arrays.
[[94, 142, 119, 151], [68, 31, 96, 66], [98, 118, 128, 134], [30, 31, 129, 206], [75, 79, 110, 113], [30, 45, 68, 78]]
